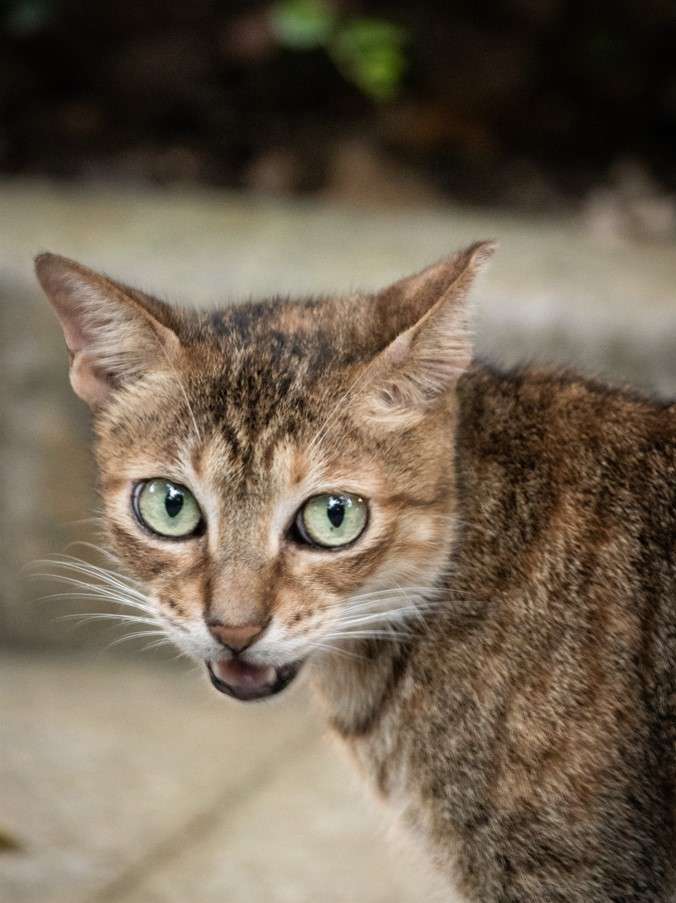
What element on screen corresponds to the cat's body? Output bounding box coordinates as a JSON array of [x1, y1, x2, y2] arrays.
[[317, 365, 676, 901], [35, 244, 675, 901]]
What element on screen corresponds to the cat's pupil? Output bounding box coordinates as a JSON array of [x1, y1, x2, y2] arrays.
[[165, 486, 184, 519], [327, 497, 345, 528]]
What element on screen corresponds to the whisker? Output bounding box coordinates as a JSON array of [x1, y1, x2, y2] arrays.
[[343, 585, 439, 603], [35, 583, 149, 601], [29, 557, 139, 588], [140, 637, 175, 653], [306, 641, 368, 662], [328, 625, 418, 640], [336, 597, 442, 617], [323, 589, 442, 619], [333, 596, 441, 620], [321, 630, 416, 643], [45, 554, 145, 591], [56, 612, 160, 628], [62, 516, 106, 529], [391, 579, 428, 627], [106, 629, 168, 649], [333, 607, 427, 629], [62, 540, 120, 562], [30, 564, 148, 604], [38, 588, 151, 608], [33, 580, 154, 614]]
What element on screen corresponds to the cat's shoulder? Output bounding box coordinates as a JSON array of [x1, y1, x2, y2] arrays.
[[460, 359, 675, 418]]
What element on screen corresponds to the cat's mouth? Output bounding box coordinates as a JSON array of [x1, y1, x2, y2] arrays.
[[206, 658, 303, 702]]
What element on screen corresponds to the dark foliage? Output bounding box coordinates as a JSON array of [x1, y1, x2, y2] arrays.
[[1, 0, 674, 205]]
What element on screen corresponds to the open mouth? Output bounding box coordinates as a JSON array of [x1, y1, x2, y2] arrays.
[[207, 658, 303, 702]]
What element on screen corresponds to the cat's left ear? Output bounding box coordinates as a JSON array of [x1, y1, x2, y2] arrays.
[[35, 253, 181, 409], [360, 240, 495, 429]]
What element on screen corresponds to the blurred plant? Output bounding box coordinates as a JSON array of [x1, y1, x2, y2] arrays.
[[270, 0, 336, 48], [270, 0, 407, 101], [1, 0, 58, 35]]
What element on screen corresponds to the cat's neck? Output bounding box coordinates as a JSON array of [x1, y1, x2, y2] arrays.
[[309, 635, 416, 738]]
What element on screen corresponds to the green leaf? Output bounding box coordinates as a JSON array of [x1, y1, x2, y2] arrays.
[[330, 18, 407, 101], [270, 0, 336, 50]]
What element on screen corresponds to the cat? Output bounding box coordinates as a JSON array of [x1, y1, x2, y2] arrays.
[[35, 242, 675, 902]]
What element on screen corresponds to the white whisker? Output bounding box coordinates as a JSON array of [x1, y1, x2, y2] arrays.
[[306, 641, 367, 662], [63, 540, 120, 562], [140, 637, 175, 653], [322, 630, 416, 643], [106, 629, 168, 649], [56, 612, 160, 628], [33, 580, 154, 614], [31, 562, 148, 603]]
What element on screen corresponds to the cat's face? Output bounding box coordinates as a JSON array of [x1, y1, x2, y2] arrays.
[[35, 242, 492, 700]]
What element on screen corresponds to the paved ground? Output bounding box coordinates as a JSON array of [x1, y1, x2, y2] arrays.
[[1, 650, 445, 903]]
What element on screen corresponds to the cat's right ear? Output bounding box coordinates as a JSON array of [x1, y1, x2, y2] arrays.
[[358, 241, 495, 429], [35, 253, 181, 409]]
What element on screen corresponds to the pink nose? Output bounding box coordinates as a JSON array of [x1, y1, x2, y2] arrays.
[[207, 621, 266, 653]]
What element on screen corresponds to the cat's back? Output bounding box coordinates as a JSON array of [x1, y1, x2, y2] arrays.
[[455, 362, 675, 773], [455, 362, 676, 662], [404, 365, 676, 899], [456, 363, 675, 570]]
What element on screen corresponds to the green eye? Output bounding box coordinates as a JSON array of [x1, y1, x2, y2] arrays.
[[133, 479, 203, 539], [297, 493, 368, 548]]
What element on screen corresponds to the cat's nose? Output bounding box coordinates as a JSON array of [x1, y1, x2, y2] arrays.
[[206, 620, 267, 653]]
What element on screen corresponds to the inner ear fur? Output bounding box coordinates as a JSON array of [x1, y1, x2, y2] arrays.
[[35, 253, 181, 409], [359, 240, 496, 429]]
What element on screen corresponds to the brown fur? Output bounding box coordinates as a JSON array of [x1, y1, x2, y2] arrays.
[[36, 245, 675, 901]]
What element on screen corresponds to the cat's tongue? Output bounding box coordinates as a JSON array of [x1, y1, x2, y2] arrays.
[[210, 659, 276, 695], [207, 657, 302, 702]]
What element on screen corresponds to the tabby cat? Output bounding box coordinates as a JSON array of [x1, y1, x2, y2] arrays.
[[35, 243, 675, 901]]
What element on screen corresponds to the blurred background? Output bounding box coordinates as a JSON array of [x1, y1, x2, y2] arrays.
[[1, 2, 675, 902]]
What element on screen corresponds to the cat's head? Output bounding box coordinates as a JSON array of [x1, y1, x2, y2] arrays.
[[35, 242, 493, 701]]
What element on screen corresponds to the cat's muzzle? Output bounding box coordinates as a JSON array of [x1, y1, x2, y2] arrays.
[[207, 657, 303, 702]]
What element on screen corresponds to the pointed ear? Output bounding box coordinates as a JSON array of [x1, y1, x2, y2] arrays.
[[35, 253, 181, 409], [360, 241, 495, 429]]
